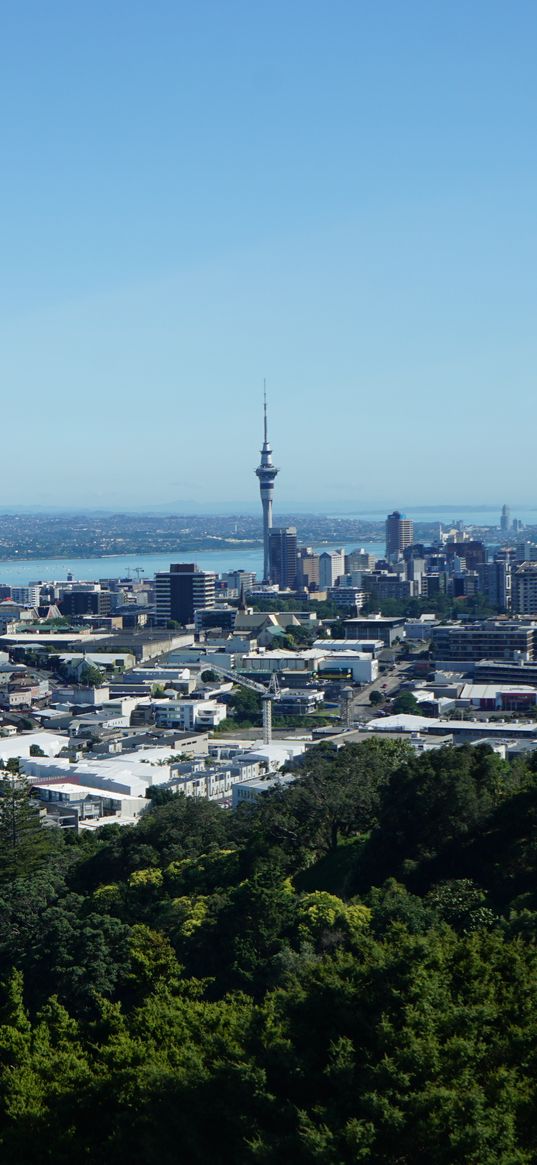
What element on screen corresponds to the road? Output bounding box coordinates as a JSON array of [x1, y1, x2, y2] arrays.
[[349, 660, 413, 723]]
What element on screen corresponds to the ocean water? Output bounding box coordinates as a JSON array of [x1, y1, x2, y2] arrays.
[[0, 541, 386, 587], [0, 503, 533, 588]]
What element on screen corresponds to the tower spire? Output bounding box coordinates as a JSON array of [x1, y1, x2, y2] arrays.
[[255, 382, 279, 583]]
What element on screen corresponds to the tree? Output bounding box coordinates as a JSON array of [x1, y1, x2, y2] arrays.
[[369, 689, 384, 706], [145, 785, 176, 806], [78, 663, 106, 688], [328, 619, 348, 639], [231, 739, 412, 869], [287, 624, 318, 648], [228, 686, 262, 725], [29, 744, 46, 757], [365, 744, 513, 888], [0, 775, 56, 883], [391, 691, 421, 715]]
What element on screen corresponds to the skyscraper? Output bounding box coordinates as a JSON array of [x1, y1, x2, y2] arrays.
[[296, 547, 320, 591], [319, 549, 346, 588], [500, 504, 511, 534], [269, 527, 298, 589], [255, 386, 279, 582], [385, 511, 414, 561], [155, 563, 216, 625]]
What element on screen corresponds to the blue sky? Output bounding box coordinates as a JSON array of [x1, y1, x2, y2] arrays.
[[1, 0, 536, 511]]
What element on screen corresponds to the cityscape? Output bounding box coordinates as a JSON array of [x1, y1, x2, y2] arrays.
[[1, 403, 537, 824], [4, 3, 537, 1159]]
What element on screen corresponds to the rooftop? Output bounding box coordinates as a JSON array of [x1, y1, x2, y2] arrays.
[[367, 713, 537, 736]]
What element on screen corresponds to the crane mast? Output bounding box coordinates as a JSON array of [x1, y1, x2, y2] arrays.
[[203, 663, 279, 745]]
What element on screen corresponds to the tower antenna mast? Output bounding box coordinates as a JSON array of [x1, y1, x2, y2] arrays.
[[255, 381, 279, 583]]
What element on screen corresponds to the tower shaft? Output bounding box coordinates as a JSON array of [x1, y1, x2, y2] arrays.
[[255, 385, 279, 583]]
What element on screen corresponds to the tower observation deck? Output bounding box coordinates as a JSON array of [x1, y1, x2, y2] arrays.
[[255, 386, 279, 583]]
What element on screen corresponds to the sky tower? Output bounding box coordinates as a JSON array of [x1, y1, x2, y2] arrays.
[[255, 384, 279, 582]]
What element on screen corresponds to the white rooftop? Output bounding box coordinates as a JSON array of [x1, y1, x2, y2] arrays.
[[0, 632, 110, 643], [241, 648, 326, 660], [313, 640, 379, 652], [460, 683, 537, 698], [235, 774, 297, 793], [235, 740, 307, 767], [367, 713, 537, 736], [34, 782, 131, 802], [0, 731, 68, 762], [58, 652, 134, 664]]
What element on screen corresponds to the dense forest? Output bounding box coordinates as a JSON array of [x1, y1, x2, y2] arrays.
[[1, 738, 537, 1162]]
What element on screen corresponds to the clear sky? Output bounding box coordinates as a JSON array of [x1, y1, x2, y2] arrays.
[[1, 0, 536, 512]]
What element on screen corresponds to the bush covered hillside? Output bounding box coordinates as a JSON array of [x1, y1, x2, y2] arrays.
[[1, 740, 537, 1162]]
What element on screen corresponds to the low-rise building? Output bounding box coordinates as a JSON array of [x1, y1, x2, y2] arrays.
[[404, 615, 438, 639], [313, 638, 383, 657], [0, 731, 69, 763], [343, 616, 406, 645], [57, 652, 135, 676], [232, 773, 297, 808], [317, 653, 378, 683], [475, 659, 537, 685], [240, 650, 319, 675], [155, 698, 227, 730], [458, 683, 537, 712], [431, 620, 537, 664], [53, 685, 110, 706], [32, 780, 146, 828], [0, 684, 45, 709], [327, 586, 367, 612], [276, 688, 325, 715]]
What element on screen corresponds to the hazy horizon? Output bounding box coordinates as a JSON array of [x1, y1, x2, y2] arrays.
[[0, 501, 535, 519]]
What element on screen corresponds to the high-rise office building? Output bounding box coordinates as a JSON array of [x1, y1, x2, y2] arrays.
[[477, 560, 512, 612], [345, 548, 376, 572], [444, 541, 486, 571], [385, 511, 414, 561], [221, 570, 256, 594], [512, 562, 537, 615], [319, 549, 346, 589], [268, 527, 297, 589], [296, 547, 320, 590], [500, 504, 511, 534], [60, 588, 112, 618], [255, 387, 279, 582], [155, 563, 216, 625]]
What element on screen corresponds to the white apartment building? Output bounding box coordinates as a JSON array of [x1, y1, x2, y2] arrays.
[[10, 584, 42, 607], [169, 765, 237, 800], [155, 698, 227, 730]]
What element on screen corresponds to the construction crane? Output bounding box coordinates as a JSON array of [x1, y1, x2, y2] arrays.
[[202, 661, 280, 744]]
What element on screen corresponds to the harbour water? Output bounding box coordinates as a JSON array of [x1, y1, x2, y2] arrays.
[[0, 541, 386, 587], [0, 503, 533, 588]]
